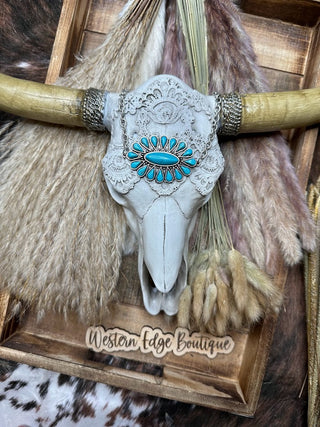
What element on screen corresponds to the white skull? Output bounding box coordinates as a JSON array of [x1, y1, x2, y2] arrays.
[[102, 75, 224, 315]]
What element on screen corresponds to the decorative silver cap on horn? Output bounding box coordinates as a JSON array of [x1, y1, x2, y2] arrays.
[[82, 88, 107, 131], [218, 93, 243, 136]]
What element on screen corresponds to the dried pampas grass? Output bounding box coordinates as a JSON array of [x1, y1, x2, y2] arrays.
[[204, 0, 315, 272], [183, 249, 282, 335], [170, 0, 311, 333], [0, 0, 165, 322]]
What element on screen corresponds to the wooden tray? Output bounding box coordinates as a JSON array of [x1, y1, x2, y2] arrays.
[[0, 0, 319, 417]]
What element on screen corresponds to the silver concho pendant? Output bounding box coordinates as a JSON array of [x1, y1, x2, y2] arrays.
[[127, 135, 197, 183]]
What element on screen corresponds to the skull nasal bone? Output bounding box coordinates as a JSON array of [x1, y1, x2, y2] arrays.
[[142, 197, 188, 294]]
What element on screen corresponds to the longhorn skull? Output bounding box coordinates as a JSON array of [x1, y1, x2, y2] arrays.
[[0, 72, 319, 316], [101, 75, 224, 314]]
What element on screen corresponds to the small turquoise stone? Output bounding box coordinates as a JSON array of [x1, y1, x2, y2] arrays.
[[156, 170, 164, 183], [147, 169, 155, 180], [128, 152, 138, 159], [141, 137, 149, 148], [161, 136, 167, 148], [145, 152, 179, 166], [133, 143, 143, 152], [182, 149, 193, 157], [131, 160, 141, 169], [181, 165, 191, 175], [175, 169, 183, 180], [184, 158, 197, 167], [166, 170, 173, 182], [151, 136, 158, 147], [169, 138, 177, 149], [137, 165, 148, 176], [177, 142, 186, 151]]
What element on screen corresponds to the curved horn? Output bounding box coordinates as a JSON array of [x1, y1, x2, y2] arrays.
[[1, 73, 319, 134], [220, 88, 320, 135], [240, 88, 320, 133], [0, 73, 106, 130]]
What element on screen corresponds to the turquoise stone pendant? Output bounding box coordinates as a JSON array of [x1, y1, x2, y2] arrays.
[[127, 136, 197, 183]]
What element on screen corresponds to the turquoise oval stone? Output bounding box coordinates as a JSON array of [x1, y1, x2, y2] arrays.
[[182, 149, 193, 157], [156, 170, 164, 183], [141, 137, 149, 148], [161, 136, 167, 148], [145, 152, 179, 166], [128, 152, 138, 159], [184, 158, 197, 167], [151, 136, 158, 147], [131, 160, 141, 169], [147, 169, 155, 180], [175, 169, 183, 180], [170, 138, 177, 149], [137, 165, 147, 176], [166, 170, 173, 182], [181, 165, 191, 175], [177, 142, 186, 151], [133, 143, 143, 152]]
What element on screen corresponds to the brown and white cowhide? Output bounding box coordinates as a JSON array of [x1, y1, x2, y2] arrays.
[[0, 1, 309, 426], [0, 359, 179, 426]]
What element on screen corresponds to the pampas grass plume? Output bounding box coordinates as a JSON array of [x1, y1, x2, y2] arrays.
[[192, 270, 206, 325], [228, 249, 248, 313], [202, 283, 217, 325], [215, 280, 230, 335], [244, 287, 264, 323], [177, 286, 192, 328], [244, 256, 282, 312]]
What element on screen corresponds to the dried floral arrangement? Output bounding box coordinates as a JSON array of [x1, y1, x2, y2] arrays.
[[0, 0, 315, 333]]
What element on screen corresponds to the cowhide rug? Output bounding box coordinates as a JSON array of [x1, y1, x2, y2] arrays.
[[0, 1, 311, 425]]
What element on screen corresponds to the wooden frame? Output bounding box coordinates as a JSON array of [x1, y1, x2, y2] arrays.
[[0, 0, 318, 417]]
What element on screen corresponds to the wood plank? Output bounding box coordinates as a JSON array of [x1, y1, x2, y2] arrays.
[[261, 68, 302, 91], [79, 18, 308, 92], [241, 0, 320, 27], [81, 12, 314, 78], [2, 331, 243, 402], [80, 30, 108, 56], [17, 304, 247, 377], [0, 291, 11, 341], [86, 0, 127, 34], [292, 21, 320, 188], [46, 0, 92, 83], [0, 340, 257, 416], [242, 13, 312, 75]]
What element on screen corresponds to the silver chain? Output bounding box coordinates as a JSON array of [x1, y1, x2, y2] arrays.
[[198, 93, 221, 164], [119, 90, 129, 158], [119, 90, 222, 165]]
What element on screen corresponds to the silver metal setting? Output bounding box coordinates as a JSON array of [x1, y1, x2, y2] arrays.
[[82, 88, 106, 131], [218, 93, 242, 136]]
